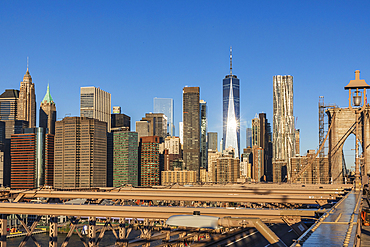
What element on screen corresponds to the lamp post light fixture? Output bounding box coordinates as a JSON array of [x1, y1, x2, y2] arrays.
[[345, 70, 370, 191]]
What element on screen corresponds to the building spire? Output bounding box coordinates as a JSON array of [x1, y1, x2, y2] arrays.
[[42, 83, 54, 104], [27, 57, 29, 72], [230, 46, 233, 75]]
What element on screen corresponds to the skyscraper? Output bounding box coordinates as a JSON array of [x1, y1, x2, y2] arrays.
[[10, 128, 51, 189], [207, 132, 218, 151], [113, 131, 138, 187], [179, 122, 183, 145], [80, 86, 111, 132], [111, 106, 130, 131], [140, 136, 160, 186], [39, 84, 56, 134], [141, 113, 167, 141], [273, 75, 295, 182], [54, 117, 107, 189], [200, 100, 207, 169], [183, 87, 200, 180], [246, 126, 252, 148], [153, 98, 175, 136], [0, 89, 19, 121], [223, 47, 240, 158], [17, 68, 36, 128]]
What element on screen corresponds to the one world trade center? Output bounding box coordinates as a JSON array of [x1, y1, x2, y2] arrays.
[[223, 47, 240, 157]]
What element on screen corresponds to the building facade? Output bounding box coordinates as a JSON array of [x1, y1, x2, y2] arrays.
[[161, 169, 196, 185], [140, 136, 161, 186], [0, 89, 19, 121], [200, 100, 207, 169], [223, 48, 240, 158], [39, 85, 56, 134], [17, 68, 36, 128], [141, 113, 167, 141], [207, 132, 218, 151], [54, 117, 107, 189], [273, 75, 295, 182], [80, 86, 111, 132], [214, 156, 240, 184], [153, 98, 175, 136], [111, 113, 130, 131], [113, 131, 138, 187], [246, 126, 252, 148], [183, 87, 200, 180], [10, 128, 51, 189]]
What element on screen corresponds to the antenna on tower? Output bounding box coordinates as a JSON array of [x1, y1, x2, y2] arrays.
[[27, 57, 29, 71], [230, 47, 233, 75]]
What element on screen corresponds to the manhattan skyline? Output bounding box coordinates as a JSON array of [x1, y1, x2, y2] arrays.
[[1, 1, 370, 164]]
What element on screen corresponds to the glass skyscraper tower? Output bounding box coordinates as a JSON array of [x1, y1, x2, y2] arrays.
[[153, 98, 174, 136], [223, 47, 240, 158]]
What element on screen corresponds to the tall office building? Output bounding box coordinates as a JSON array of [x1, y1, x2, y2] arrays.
[[273, 75, 295, 182], [141, 113, 167, 141], [246, 126, 252, 148], [140, 136, 161, 186], [179, 122, 183, 145], [252, 116, 260, 147], [214, 156, 240, 183], [200, 100, 207, 169], [183, 87, 200, 180], [223, 48, 240, 158], [0, 89, 19, 121], [39, 84, 56, 134], [207, 132, 218, 151], [153, 98, 175, 136], [0, 89, 26, 187], [44, 133, 54, 187], [18, 68, 36, 128], [80, 86, 111, 132], [113, 131, 138, 187], [10, 128, 52, 189], [111, 112, 130, 131], [54, 117, 107, 189], [251, 113, 273, 181], [136, 120, 150, 142], [295, 129, 300, 155]]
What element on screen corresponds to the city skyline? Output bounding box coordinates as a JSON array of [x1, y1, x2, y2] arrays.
[[1, 1, 370, 164]]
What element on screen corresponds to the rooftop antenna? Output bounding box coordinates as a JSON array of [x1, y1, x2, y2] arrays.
[[27, 57, 29, 71], [230, 46, 232, 75]]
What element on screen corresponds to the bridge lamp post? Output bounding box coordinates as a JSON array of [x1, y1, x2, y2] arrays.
[[345, 70, 370, 191]]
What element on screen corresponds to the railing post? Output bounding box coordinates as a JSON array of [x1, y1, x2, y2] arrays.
[[49, 216, 58, 247], [0, 214, 7, 247]]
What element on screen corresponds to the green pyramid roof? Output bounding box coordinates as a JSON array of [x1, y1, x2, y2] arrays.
[[42, 84, 54, 104]]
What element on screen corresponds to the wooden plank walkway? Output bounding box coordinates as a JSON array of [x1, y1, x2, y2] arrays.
[[292, 190, 361, 246]]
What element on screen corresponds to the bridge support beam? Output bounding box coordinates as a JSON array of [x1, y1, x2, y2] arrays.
[[0, 214, 7, 247], [49, 216, 58, 247], [88, 217, 96, 247]]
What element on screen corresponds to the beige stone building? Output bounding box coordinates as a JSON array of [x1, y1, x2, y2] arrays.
[[80, 86, 111, 132], [161, 168, 196, 185], [17, 68, 36, 128], [207, 150, 222, 182], [165, 136, 181, 154], [214, 156, 240, 184], [54, 117, 107, 189], [291, 150, 329, 184]]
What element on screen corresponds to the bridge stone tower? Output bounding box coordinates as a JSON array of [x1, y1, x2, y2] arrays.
[[327, 104, 370, 184]]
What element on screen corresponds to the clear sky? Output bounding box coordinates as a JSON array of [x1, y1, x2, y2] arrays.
[[1, 1, 370, 166]]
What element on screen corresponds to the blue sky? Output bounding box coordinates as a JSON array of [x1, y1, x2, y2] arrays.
[[1, 1, 370, 165]]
